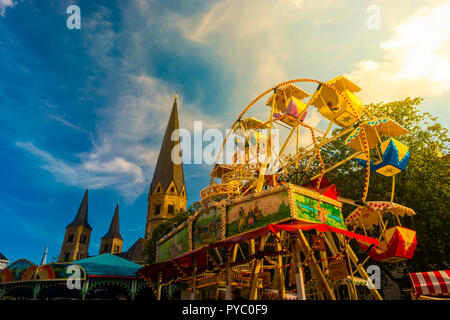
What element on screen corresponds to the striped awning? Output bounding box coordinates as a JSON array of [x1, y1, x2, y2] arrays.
[[409, 270, 450, 296]]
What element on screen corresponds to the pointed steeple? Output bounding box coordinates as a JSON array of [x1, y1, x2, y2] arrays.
[[149, 94, 185, 194], [66, 189, 92, 230], [102, 203, 123, 240]]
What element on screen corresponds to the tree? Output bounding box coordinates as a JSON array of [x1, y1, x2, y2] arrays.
[[144, 202, 202, 265], [282, 97, 449, 272]]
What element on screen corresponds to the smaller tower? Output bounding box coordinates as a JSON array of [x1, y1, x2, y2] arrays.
[[99, 203, 123, 254], [59, 189, 92, 261]]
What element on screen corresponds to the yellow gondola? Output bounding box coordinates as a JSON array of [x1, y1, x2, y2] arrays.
[[310, 75, 364, 127], [345, 118, 408, 151]]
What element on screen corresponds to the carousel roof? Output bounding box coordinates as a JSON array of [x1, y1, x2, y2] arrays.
[[75, 253, 142, 278], [0, 252, 7, 261]]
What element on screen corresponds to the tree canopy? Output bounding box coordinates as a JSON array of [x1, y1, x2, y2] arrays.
[[284, 97, 449, 272], [144, 201, 201, 265]]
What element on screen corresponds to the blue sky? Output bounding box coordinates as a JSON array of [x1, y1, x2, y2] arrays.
[[0, 0, 449, 264]]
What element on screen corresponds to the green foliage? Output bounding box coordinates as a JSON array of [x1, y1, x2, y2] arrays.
[[328, 97, 449, 271], [282, 97, 449, 272], [144, 202, 201, 265]]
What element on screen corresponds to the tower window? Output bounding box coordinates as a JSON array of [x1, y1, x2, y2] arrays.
[[157, 186, 161, 192], [67, 234, 74, 243], [168, 204, 174, 214], [114, 245, 120, 252], [170, 187, 175, 193], [80, 235, 86, 244], [103, 244, 109, 252], [154, 204, 161, 215]]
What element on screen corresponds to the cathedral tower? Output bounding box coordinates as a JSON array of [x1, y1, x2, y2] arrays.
[[99, 203, 123, 254], [145, 95, 187, 239], [59, 189, 92, 261]]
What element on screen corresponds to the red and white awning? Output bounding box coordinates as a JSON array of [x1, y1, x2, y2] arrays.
[[345, 201, 415, 230], [409, 270, 450, 296]]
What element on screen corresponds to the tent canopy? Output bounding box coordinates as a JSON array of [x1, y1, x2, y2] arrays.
[[409, 270, 450, 297], [76, 253, 142, 278]]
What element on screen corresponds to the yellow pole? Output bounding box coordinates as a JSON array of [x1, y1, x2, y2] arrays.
[[249, 235, 268, 300], [390, 175, 396, 203], [309, 151, 361, 181], [225, 248, 232, 300], [345, 241, 358, 300], [317, 232, 329, 275], [157, 271, 162, 300], [321, 122, 333, 143], [280, 126, 354, 171], [336, 234, 383, 300], [191, 257, 197, 300], [289, 233, 306, 300], [359, 213, 368, 237], [275, 233, 286, 299], [232, 244, 239, 262], [295, 230, 336, 300], [296, 125, 299, 162]]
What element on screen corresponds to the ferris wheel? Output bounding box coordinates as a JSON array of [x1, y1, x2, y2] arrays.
[[202, 76, 375, 206]]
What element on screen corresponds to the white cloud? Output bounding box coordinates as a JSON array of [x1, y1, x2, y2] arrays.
[[15, 141, 145, 200], [0, 0, 15, 17], [17, 72, 222, 201], [347, 2, 450, 103], [174, 0, 309, 97]]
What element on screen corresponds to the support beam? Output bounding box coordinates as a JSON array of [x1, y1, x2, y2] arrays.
[[190, 257, 198, 300], [280, 126, 354, 171], [231, 244, 239, 263], [336, 234, 383, 300], [295, 230, 336, 300], [289, 234, 306, 300], [275, 233, 286, 299], [309, 151, 361, 182], [225, 248, 232, 300], [157, 271, 162, 300], [248, 235, 268, 300], [81, 279, 90, 300]]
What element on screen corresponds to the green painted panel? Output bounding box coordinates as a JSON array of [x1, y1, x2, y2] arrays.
[[193, 208, 222, 250], [295, 193, 347, 230], [158, 227, 189, 263], [226, 191, 291, 237]]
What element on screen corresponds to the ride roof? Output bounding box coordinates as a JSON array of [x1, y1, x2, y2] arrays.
[[75, 253, 142, 278]]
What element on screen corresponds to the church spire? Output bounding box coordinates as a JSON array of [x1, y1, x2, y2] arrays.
[[66, 189, 92, 230], [59, 189, 92, 261], [99, 203, 123, 255], [149, 95, 185, 195], [102, 203, 122, 240], [145, 95, 187, 239]]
